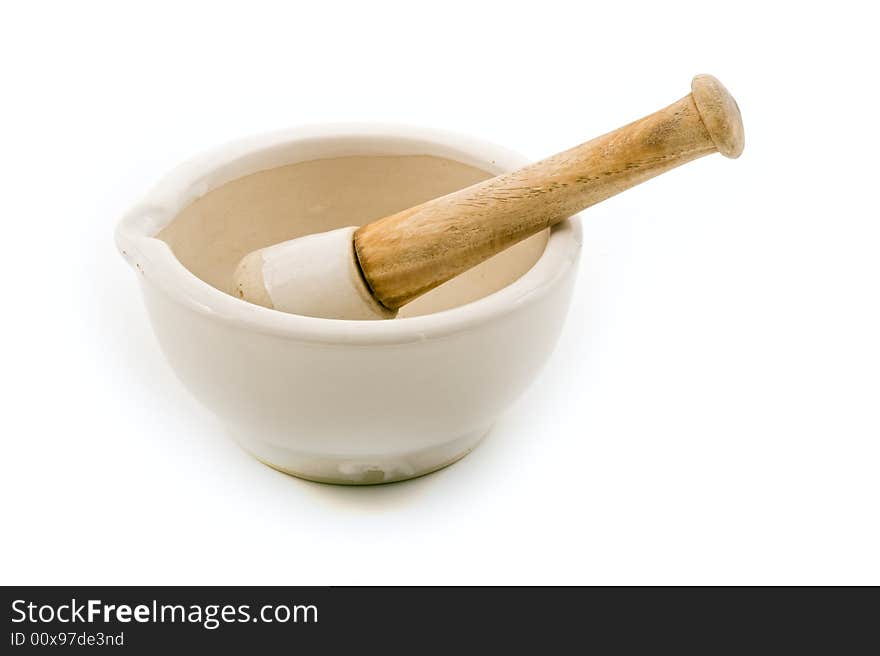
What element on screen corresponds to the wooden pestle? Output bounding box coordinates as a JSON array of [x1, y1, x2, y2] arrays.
[[235, 74, 743, 319], [355, 74, 743, 309]]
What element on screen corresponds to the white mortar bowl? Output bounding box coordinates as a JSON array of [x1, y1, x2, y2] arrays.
[[116, 124, 582, 484]]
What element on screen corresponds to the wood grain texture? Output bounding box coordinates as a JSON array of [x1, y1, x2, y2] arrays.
[[355, 75, 744, 310]]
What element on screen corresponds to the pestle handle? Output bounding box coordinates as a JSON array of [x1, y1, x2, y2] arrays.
[[354, 74, 744, 310]]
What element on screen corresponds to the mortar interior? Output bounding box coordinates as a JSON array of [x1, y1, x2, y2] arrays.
[[157, 154, 549, 317]]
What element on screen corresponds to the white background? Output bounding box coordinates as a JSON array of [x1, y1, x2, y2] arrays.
[[2, 1, 878, 585]]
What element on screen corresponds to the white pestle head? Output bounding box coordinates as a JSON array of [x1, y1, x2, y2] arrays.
[[233, 226, 396, 320]]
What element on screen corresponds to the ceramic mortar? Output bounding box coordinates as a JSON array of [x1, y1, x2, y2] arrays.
[[116, 124, 582, 484]]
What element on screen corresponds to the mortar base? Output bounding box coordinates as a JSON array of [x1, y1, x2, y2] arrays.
[[233, 425, 491, 485]]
